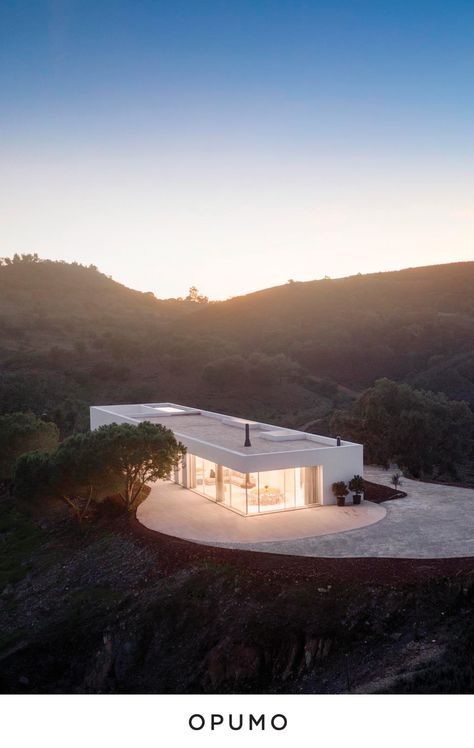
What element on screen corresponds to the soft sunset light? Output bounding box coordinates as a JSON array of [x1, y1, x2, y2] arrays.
[[1, 1, 473, 298]]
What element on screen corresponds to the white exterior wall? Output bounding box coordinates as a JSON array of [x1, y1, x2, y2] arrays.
[[317, 444, 363, 505], [90, 406, 363, 506]]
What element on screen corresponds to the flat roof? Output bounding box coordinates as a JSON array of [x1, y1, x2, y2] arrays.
[[90, 402, 360, 457]]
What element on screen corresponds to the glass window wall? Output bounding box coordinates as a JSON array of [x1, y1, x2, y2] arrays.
[[176, 455, 322, 515]]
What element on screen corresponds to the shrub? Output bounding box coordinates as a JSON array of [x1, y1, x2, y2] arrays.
[[331, 481, 349, 498], [13, 451, 53, 502], [349, 475, 364, 494], [0, 412, 59, 482]]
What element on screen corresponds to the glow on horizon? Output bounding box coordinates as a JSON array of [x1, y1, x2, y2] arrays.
[[1, 1, 473, 299]]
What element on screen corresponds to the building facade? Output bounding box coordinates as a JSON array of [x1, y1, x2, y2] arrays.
[[90, 403, 363, 516]]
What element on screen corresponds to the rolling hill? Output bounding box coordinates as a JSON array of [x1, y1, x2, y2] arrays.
[[0, 256, 192, 357], [182, 261, 474, 399], [0, 256, 473, 435]]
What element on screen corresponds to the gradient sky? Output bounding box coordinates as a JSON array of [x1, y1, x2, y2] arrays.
[[1, 1, 473, 299]]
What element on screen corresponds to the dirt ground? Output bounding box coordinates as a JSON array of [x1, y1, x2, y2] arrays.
[[2, 483, 474, 694]]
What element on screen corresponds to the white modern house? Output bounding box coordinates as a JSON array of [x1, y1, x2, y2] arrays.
[[90, 403, 363, 517]]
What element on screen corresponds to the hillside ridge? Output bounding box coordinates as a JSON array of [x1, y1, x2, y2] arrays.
[[0, 255, 472, 436]]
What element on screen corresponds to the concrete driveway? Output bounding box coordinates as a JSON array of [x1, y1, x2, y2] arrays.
[[137, 467, 474, 558], [223, 467, 474, 558]]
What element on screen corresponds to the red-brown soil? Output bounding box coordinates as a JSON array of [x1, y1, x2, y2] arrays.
[[363, 479, 407, 503], [130, 514, 474, 589], [129, 479, 474, 588], [3, 480, 474, 694]]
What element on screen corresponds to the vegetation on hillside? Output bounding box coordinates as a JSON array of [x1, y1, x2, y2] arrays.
[[182, 261, 474, 403], [0, 413, 59, 483], [2, 482, 474, 694], [14, 422, 185, 521], [331, 379, 474, 481], [0, 254, 473, 481], [1, 255, 474, 695]]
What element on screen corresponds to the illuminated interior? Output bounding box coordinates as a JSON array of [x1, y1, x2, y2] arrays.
[[173, 453, 322, 515]]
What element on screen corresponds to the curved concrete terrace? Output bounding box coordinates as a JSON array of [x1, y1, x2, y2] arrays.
[[137, 467, 474, 558], [137, 482, 386, 543]]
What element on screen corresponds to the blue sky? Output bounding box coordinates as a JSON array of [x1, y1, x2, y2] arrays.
[[1, 1, 473, 298]]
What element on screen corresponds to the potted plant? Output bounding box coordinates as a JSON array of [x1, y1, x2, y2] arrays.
[[332, 481, 349, 507], [349, 475, 364, 505], [391, 472, 402, 491]]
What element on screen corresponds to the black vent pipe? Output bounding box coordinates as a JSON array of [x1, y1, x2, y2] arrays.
[[244, 423, 251, 447]]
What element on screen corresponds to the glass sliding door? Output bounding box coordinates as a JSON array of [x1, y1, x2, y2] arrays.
[[295, 467, 305, 507], [201, 457, 217, 501], [283, 468, 296, 509], [254, 469, 289, 513], [222, 467, 232, 508], [228, 470, 250, 514], [304, 466, 322, 505], [195, 457, 205, 495], [181, 453, 322, 515], [173, 457, 186, 486]]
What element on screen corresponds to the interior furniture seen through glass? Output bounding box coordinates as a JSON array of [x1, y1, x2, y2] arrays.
[[173, 453, 322, 515]]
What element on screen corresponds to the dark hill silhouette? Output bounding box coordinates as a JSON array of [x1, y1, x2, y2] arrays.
[[184, 261, 474, 338], [0, 256, 190, 331], [0, 256, 472, 436], [181, 262, 474, 401], [0, 256, 202, 431]]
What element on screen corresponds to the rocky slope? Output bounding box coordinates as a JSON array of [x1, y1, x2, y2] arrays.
[[1, 490, 474, 694]]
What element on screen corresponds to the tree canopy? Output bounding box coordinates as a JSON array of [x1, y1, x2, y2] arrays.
[[13, 421, 186, 519], [0, 412, 59, 482], [185, 286, 209, 304], [202, 352, 299, 391], [91, 421, 186, 511], [1, 258, 474, 486], [331, 378, 474, 479]]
